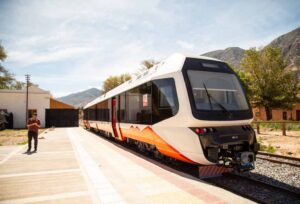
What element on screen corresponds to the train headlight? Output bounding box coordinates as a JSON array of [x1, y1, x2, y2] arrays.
[[191, 127, 216, 135]]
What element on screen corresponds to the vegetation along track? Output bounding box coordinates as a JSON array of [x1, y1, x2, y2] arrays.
[[257, 151, 300, 167]]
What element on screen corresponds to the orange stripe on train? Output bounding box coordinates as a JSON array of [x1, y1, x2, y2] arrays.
[[121, 126, 197, 164]]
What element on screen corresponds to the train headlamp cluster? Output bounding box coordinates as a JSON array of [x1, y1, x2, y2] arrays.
[[192, 127, 216, 135]]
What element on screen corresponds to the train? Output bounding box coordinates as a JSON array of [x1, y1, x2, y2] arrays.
[[83, 53, 259, 172]]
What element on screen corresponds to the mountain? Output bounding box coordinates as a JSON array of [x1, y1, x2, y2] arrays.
[[56, 88, 102, 108], [202, 27, 300, 70], [269, 27, 300, 69], [202, 47, 245, 68]]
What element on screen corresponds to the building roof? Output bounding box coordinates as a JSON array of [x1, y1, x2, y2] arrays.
[[50, 98, 75, 109], [0, 85, 51, 94]]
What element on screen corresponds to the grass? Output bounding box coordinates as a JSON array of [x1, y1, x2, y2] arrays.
[[17, 141, 28, 145], [0, 128, 45, 146], [257, 136, 277, 153], [254, 122, 300, 131], [259, 144, 277, 153]]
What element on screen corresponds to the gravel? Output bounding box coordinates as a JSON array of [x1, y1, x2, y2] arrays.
[[205, 158, 300, 204], [240, 158, 300, 193], [205, 174, 300, 204]]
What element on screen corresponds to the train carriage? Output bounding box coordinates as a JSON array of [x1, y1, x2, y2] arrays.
[[83, 53, 259, 171]]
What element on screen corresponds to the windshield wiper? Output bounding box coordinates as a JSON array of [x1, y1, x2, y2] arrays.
[[202, 83, 232, 119], [203, 83, 213, 110]]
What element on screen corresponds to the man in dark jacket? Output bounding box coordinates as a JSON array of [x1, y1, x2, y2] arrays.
[[26, 113, 40, 153]]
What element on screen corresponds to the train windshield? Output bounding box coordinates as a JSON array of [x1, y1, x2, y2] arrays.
[[187, 70, 249, 111]]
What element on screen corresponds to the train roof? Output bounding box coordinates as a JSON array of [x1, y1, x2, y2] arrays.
[[84, 53, 220, 109]]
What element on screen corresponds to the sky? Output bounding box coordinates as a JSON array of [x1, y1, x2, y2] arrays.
[[0, 0, 299, 97]]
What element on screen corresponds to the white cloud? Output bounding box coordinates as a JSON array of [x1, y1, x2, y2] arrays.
[[1, 0, 299, 97], [176, 40, 195, 51], [9, 47, 96, 65]]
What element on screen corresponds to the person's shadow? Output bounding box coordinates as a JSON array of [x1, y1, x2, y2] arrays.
[[23, 151, 36, 155]]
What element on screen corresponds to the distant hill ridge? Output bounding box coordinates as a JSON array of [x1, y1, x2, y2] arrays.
[[56, 88, 102, 108], [202, 27, 300, 70], [58, 27, 299, 108]]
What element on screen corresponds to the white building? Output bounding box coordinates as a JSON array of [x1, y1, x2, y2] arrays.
[[0, 86, 51, 128]]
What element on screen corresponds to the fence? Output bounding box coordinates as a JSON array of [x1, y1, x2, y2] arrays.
[[252, 121, 300, 136]]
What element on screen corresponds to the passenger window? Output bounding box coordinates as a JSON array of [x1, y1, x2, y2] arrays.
[[159, 85, 175, 107], [96, 100, 109, 121], [126, 83, 152, 124], [119, 93, 126, 122], [152, 78, 178, 123]]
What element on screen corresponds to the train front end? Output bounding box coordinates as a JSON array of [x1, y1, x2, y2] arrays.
[[181, 57, 259, 171]]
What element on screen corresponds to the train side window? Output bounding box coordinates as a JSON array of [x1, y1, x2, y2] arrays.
[[126, 82, 152, 124], [96, 100, 109, 121], [119, 93, 126, 122], [152, 78, 179, 123], [87, 105, 97, 121]]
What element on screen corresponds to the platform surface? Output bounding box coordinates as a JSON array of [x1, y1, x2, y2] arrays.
[[0, 127, 253, 204]]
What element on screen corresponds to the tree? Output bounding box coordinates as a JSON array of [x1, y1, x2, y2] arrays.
[[135, 59, 159, 76], [102, 73, 131, 93], [228, 63, 250, 95], [0, 43, 7, 61], [241, 46, 300, 120], [0, 42, 29, 90], [0, 43, 15, 89]]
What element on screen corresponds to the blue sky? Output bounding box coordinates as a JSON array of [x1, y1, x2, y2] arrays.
[[0, 0, 299, 97]]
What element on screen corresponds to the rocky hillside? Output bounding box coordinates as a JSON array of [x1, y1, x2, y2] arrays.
[[202, 27, 300, 69], [202, 47, 245, 68], [269, 27, 300, 69], [56, 88, 102, 108]]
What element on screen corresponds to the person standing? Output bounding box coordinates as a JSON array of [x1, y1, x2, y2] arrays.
[[26, 113, 40, 153]]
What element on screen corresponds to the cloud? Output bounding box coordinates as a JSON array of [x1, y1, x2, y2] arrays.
[[176, 40, 194, 51], [8, 47, 96, 65], [1, 0, 299, 97]]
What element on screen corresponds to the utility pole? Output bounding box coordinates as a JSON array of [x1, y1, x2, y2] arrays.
[[25, 74, 30, 125]]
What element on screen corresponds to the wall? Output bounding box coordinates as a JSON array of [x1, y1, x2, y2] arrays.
[[50, 98, 74, 109], [252, 104, 300, 121], [0, 87, 50, 128]]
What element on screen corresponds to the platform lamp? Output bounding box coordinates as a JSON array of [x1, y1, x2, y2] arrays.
[[25, 74, 30, 125]]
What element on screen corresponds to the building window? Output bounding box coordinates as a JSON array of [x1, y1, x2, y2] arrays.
[[282, 111, 287, 120], [28, 109, 37, 118]]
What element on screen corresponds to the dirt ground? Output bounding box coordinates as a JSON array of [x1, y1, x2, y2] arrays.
[[0, 129, 45, 146], [256, 129, 300, 158]]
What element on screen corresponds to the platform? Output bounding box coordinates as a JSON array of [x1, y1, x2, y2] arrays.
[[0, 127, 253, 203]]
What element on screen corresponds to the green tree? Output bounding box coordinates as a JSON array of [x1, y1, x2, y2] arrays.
[[102, 73, 131, 93], [135, 59, 159, 76], [0, 43, 30, 90], [241, 46, 300, 120], [0, 43, 15, 89], [0, 43, 7, 60], [228, 63, 250, 95]]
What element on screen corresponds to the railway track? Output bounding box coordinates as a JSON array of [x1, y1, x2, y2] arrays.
[[88, 129, 300, 204], [204, 173, 300, 204], [257, 151, 300, 167]]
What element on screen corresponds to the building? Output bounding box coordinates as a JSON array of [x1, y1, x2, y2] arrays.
[[252, 104, 300, 121], [0, 85, 76, 128]]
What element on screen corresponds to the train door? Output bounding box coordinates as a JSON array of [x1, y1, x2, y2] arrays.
[[111, 97, 122, 140]]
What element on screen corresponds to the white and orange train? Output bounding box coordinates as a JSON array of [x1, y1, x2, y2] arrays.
[[83, 53, 259, 171]]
